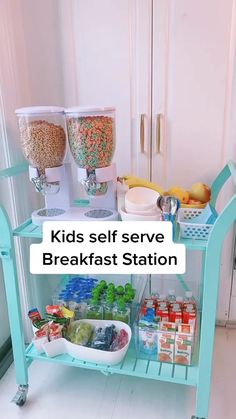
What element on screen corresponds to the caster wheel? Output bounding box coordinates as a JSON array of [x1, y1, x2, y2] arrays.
[[12, 384, 28, 407], [191, 416, 206, 419]]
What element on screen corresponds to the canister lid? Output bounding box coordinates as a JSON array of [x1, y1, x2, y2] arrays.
[[64, 106, 115, 114], [15, 106, 64, 115]]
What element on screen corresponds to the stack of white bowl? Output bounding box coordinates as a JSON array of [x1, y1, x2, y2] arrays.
[[119, 187, 161, 221]]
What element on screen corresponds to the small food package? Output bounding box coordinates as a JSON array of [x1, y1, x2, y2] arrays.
[[157, 331, 175, 363], [110, 329, 129, 351], [32, 323, 49, 353], [156, 302, 169, 322], [28, 307, 42, 323], [160, 322, 177, 332], [174, 324, 194, 365], [182, 308, 197, 329], [48, 322, 64, 341], [46, 305, 64, 318], [157, 322, 177, 363], [66, 321, 94, 346], [90, 325, 116, 351]]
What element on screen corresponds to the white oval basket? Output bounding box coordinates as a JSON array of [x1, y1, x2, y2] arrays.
[[33, 319, 132, 365]]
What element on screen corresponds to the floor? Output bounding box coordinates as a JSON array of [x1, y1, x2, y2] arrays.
[[0, 327, 235, 419]]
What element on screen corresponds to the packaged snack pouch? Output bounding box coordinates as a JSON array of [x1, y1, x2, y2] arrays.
[[28, 308, 42, 323], [66, 321, 94, 346], [60, 306, 75, 319], [46, 305, 64, 318], [35, 323, 49, 339], [49, 322, 64, 341], [110, 329, 129, 351], [90, 325, 116, 351]]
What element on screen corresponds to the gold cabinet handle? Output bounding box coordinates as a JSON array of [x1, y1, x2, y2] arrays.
[[156, 113, 163, 154], [140, 114, 146, 153]]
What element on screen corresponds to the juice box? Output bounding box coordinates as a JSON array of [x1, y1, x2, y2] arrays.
[[174, 333, 194, 365], [138, 326, 158, 355], [157, 331, 175, 363], [177, 323, 194, 335], [182, 309, 197, 328], [169, 303, 183, 324], [156, 303, 169, 322], [160, 321, 176, 332]]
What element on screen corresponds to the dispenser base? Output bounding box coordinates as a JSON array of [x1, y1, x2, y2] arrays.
[[31, 207, 119, 225]]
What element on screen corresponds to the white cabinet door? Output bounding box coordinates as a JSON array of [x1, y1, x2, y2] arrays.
[[151, 0, 235, 321], [59, 0, 153, 179], [152, 0, 234, 188]]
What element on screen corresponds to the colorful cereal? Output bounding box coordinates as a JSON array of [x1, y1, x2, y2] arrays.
[[66, 115, 115, 169]]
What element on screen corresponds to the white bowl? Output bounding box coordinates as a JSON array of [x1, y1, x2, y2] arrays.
[[125, 187, 160, 212], [120, 207, 160, 221], [125, 207, 159, 216], [41, 320, 131, 365]]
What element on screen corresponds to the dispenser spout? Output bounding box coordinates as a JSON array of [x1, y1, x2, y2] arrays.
[[81, 170, 102, 196], [31, 174, 60, 195]]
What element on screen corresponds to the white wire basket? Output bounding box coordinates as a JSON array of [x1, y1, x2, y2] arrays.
[[177, 208, 213, 240]]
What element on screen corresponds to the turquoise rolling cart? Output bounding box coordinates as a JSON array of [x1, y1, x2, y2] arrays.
[[0, 161, 236, 419]]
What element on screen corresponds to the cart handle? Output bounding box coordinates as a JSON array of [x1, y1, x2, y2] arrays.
[[0, 162, 28, 179], [210, 160, 236, 207]]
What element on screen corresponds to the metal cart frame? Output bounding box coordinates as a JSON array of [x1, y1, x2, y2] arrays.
[[0, 161, 236, 418]]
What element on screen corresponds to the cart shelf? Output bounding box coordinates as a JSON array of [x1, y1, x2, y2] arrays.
[[25, 342, 198, 387], [12, 218, 208, 251], [1, 160, 236, 418]]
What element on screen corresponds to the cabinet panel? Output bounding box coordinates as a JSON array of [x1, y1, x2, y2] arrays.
[[60, 0, 154, 180], [60, 0, 133, 177], [152, 0, 235, 321], [152, 0, 233, 188], [132, 0, 152, 179]]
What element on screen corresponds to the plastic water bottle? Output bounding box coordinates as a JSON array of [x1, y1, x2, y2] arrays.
[[183, 291, 195, 310], [167, 290, 176, 303]]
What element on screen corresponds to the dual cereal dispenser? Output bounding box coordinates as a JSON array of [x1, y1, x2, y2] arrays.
[[15, 106, 118, 224]]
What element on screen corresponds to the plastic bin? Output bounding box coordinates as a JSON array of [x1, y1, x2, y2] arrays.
[[177, 208, 213, 240]]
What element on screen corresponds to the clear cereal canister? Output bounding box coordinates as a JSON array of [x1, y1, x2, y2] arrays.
[[15, 106, 66, 175], [64, 107, 116, 170]]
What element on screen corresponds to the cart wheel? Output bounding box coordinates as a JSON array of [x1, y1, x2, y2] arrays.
[[11, 384, 28, 406], [191, 416, 206, 419]]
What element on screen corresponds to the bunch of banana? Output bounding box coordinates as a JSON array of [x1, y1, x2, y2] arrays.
[[118, 175, 164, 195]]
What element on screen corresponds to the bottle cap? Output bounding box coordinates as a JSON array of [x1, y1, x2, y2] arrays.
[[185, 291, 193, 298], [116, 285, 125, 295], [176, 296, 183, 303], [168, 290, 175, 296]]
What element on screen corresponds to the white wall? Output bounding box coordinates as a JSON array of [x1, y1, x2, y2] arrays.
[[0, 0, 66, 342]]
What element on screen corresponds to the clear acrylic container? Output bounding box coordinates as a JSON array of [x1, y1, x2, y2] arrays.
[[15, 106, 66, 175], [86, 299, 103, 320], [65, 106, 116, 170], [112, 300, 130, 324]]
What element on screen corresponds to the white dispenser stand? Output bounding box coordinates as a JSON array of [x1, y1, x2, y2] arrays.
[[29, 163, 118, 225]]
